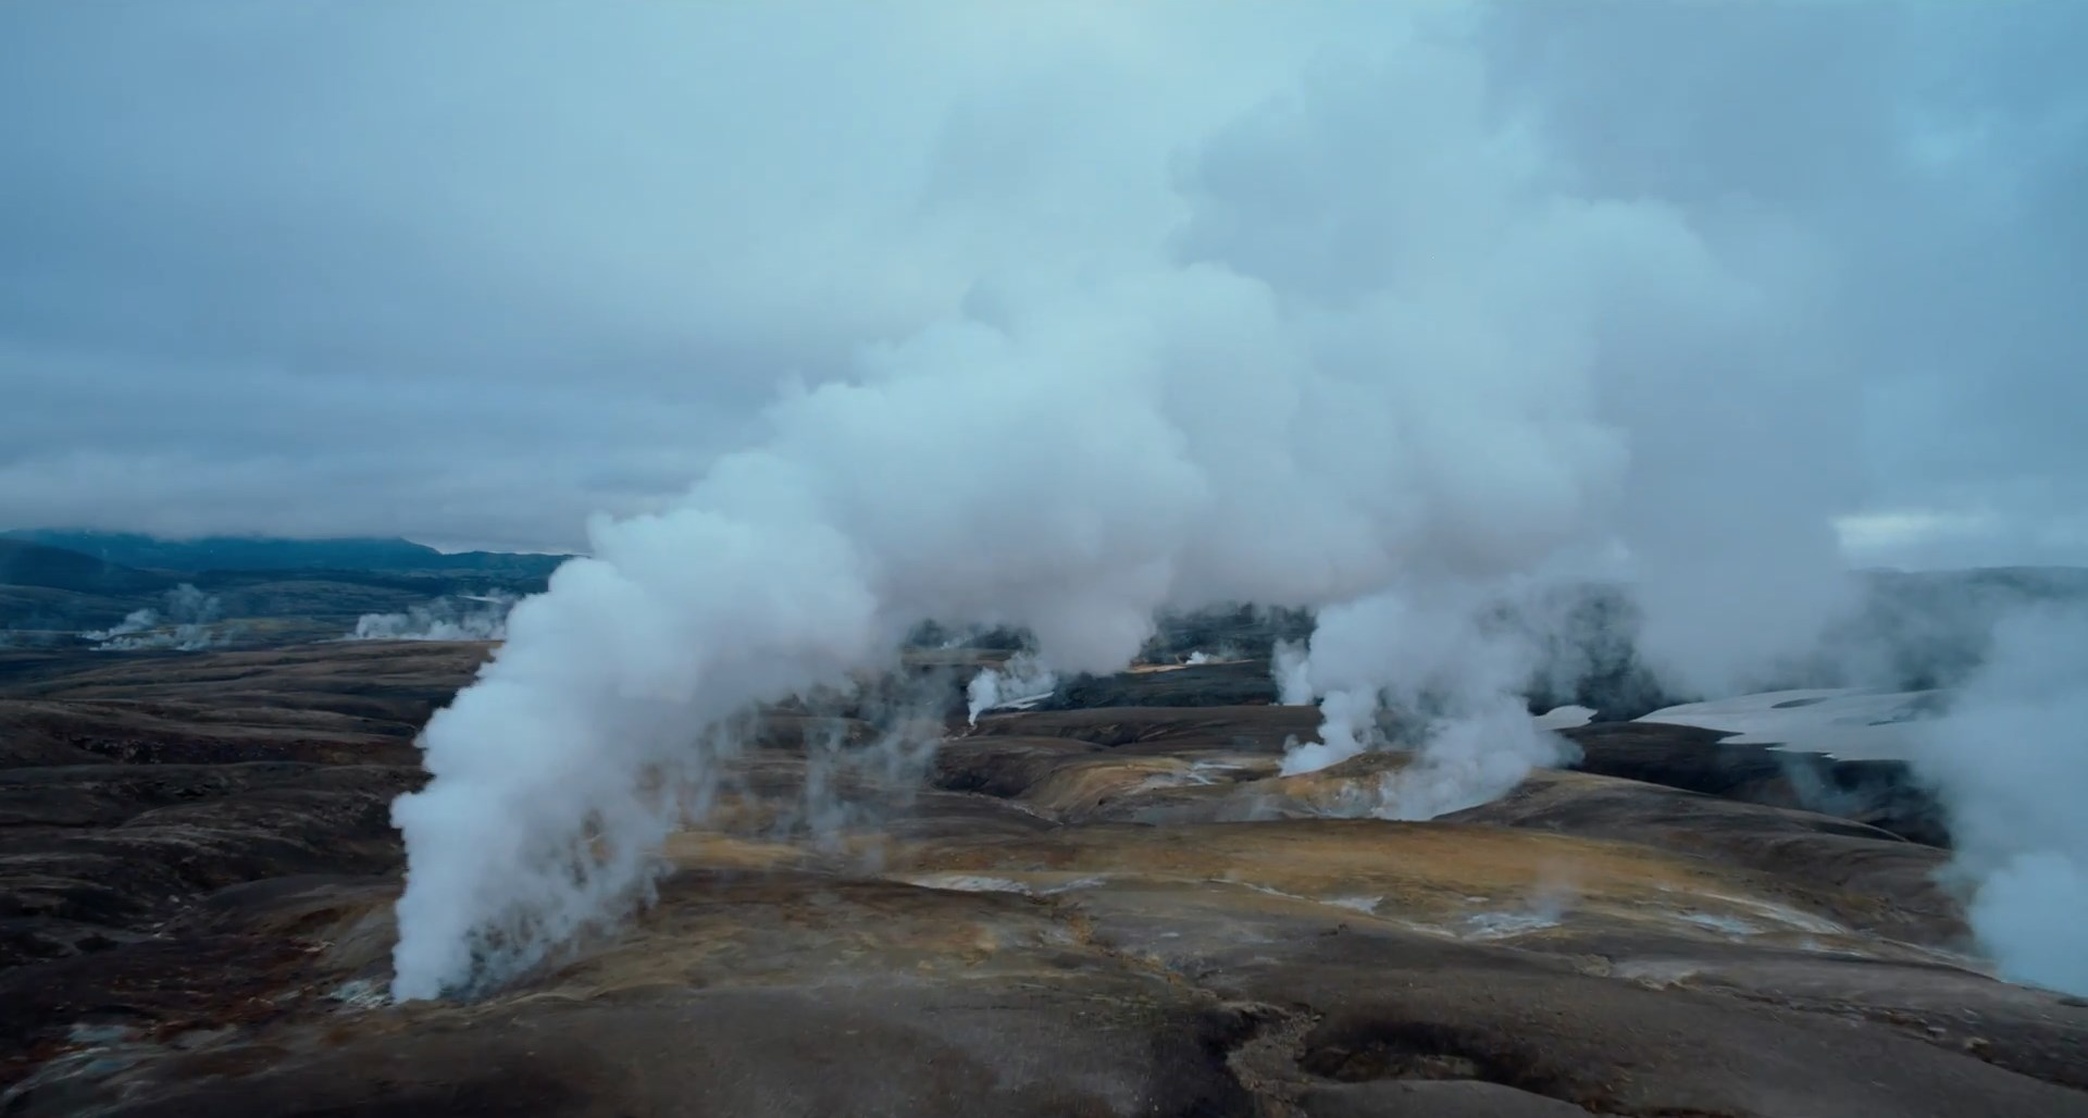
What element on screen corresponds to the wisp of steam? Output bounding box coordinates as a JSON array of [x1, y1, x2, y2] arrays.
[[389, 6, 2086, 999], [1914, 607, 2088, 995], [351, 592, 516, 642], [83, 584, 225, 652], [965, 652, 1058, 725]]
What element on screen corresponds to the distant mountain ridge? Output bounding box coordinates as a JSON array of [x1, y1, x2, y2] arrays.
[[0, 539, 179, 595], [0, 533, 569, 645], [0, 530, 570, 577]]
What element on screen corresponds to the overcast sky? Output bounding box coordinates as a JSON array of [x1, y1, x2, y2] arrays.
[[1, 2, 2082, 565]]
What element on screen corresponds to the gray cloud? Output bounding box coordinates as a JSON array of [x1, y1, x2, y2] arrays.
[[0, 2, 2082, 563], [1487, 2, 2088, 525]]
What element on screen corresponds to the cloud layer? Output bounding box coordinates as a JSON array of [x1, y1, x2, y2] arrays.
[[1, 2, 2083, 561]]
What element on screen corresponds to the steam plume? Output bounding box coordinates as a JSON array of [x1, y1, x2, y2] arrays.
[[1277, 586, 1577, 820], [351, 592, 515, 642], [82, 583, 225, 651], [965, 652, 1058, 725], [1914, 607, 2088, 995], [388, 6, 2083, 999]]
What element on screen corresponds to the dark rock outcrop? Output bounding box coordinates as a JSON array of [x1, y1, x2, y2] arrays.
[[1563, 720, 1953, 847]]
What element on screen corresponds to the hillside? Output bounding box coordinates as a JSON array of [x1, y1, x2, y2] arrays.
[[0, 540, 176, 596], [0, 629, 2082, 1115], [0, 530, 569, 577], [0, 535, 562, 646]]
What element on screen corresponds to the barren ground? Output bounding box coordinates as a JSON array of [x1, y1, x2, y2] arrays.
[[1, 644, 2083, 1116]]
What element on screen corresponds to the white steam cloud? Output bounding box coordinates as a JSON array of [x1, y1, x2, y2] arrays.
[[386, 6, 2085, 1000], [965, 652, 1058, 725], [1277, 586, 1576, 820], [351, 593, 515, 642], [82, 584, 225, 651], [1914, 607, 2088, 996]]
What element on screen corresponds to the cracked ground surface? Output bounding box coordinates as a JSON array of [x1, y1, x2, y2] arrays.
[[1, 646, 2084, 1116]]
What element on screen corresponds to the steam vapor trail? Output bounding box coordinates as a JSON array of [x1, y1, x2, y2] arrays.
[[351, 592, 515, 642], [388, 5, 2085, 999], [392, 261, 1647, 999], [82, 584, 225, 651], [1915, 607, 2088, 996]]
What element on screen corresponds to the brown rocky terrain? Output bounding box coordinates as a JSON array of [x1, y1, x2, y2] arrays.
[[1, 647, 2083, 1116]]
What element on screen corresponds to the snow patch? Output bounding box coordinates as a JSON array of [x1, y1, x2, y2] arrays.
[[1636, 688, 1941, 760]]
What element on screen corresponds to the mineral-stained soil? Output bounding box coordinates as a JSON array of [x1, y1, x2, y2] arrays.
[[2, 647, 2084, 1117]]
